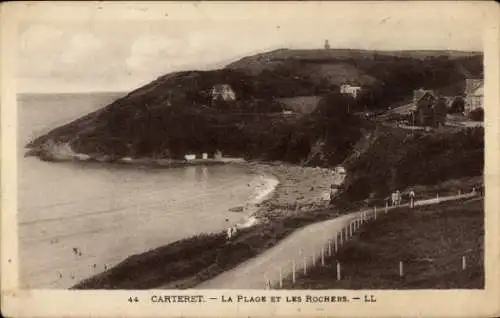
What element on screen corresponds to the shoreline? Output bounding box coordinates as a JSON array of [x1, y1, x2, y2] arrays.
[[26, 144, 345, 227], [243, 161, 346, 222]]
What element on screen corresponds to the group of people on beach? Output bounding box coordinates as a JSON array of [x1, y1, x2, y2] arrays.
[[226, 218, 239, 240]]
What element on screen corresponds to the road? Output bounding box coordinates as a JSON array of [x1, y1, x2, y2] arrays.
[[195, 191, 477, 289]]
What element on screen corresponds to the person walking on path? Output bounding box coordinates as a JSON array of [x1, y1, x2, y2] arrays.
[[409, 189, 416, 208]]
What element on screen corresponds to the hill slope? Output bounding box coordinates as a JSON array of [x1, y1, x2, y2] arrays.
[[26, 48, 483, 169]]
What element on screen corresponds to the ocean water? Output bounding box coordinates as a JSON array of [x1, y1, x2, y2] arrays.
[[17, 93, 276, 289]]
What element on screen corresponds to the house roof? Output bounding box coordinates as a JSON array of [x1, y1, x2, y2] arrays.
[[414, 89, 436, 103], [470, 83, 484, 96], [342, 80, 362, 87]]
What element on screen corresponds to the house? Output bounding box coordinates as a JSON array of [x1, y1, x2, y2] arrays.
[[412, 89, 447, 127], [184, 154, 196, 161], [214, 150, 223, 160], [340, 82, 362, 99], [211, 84, 236, 101], [202, 153, 208, 160], [464, 78, 484, 114]]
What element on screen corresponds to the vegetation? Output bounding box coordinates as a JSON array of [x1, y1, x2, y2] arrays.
[[27, 48, 482, 161], [449, 97, 465, 114], [337, 126, 484, 205], [73, 178, 483, 290], [469, 108, 484, 121], [72, 206, 346, 289], [282, 198, 484, 289], [28, 48, 484, 289]]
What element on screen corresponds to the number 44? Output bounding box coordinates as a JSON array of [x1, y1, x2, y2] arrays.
[[128, 296, 139, 303]]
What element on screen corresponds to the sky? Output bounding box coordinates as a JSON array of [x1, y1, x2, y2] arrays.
[[14, 2, 490, 93]]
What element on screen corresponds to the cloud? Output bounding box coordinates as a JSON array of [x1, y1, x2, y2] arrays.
[[20, 24, 64, 53], [18, 24, 65, 77], [126, 35, 187, 71], [60, 33, 103, 64]]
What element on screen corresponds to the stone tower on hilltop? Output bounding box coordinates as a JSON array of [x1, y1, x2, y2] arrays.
[[324, 40, 330, 50]]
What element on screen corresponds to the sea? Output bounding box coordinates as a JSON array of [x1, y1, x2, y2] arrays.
[[17, 92, 278, 289]]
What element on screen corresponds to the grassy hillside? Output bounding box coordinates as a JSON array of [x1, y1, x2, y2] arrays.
[[227, 49, 483, 110], [337, 125, 484, 206], [26, 48, 483, 169], [283, 198, 484, 289]]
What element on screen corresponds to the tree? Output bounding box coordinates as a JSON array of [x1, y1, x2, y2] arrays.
[[468, 108, 484, 121], [433, 97, 448, 127], [449, 97, 465, 114]]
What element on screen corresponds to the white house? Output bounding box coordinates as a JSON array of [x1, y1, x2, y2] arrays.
[[184, 154, 196, 161], [214, 150, 223, 160], [464, 78, 484, 114], [211, 84, 236, 101], [340, 83, 362, 99]]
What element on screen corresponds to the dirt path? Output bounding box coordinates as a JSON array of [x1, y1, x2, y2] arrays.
[[195, 192, 477, 289]]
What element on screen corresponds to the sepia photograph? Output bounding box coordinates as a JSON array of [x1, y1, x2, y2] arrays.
[[1, 1, 499, 317]]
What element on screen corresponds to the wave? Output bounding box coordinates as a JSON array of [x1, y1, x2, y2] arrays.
[[247, 175, 280, 205], [231, 173, 279, 229]]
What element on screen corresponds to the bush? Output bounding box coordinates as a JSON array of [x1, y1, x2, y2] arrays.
[[468, 108, 484, 121], [448, 97, 465, 114], [338, 127, 484, 204]]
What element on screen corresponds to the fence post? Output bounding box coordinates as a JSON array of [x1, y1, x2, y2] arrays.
[[339, 231, 343, 246], [321, 246, 325, 266], [292, 260, 296, 284], [399, 261, 404, 278], [462, 256, 467, 271], [436, 193, 440, 203], [303, 257, 307, 276], [336, 262, 341, 280], [335, 236, 338, 252], [328, 239, 332, 257], [374, 206, 377, 220], [344, 226, 349, 241], [265, 274, 269, 289], [279, 267, 283, 289], [385, 201, 389, 214], [312, 249, 316, 267]]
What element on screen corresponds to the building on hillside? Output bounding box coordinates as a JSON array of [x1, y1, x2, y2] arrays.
[[464, 78, 484, 114], [202, 153, 208, 160], [211, 84, 236, 101], [184, 154, 196, 161], [340, 82, 362, 99], [213, 150, 223, 160], [412, 88, 447, 127]]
